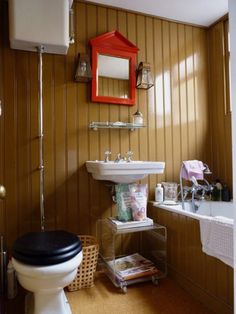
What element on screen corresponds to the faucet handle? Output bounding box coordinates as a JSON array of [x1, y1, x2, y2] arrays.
[[104, 151, 111, 162], [126, 151, 133, 162]]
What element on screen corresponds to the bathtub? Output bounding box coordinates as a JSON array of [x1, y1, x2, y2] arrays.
[[149, 200, 234, 313], [154, 200, 234, 222], [155, 200, 234, 267]]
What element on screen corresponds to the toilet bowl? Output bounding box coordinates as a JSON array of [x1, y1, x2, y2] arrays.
[[12, 230, 83, 314]]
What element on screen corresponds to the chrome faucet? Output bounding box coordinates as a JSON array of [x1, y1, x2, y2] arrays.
[[114, 153, 124, 163], [104, 151, 111, 163], [126, 151, 133, 162]]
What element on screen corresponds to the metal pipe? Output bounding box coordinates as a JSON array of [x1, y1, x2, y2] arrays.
[[69, 8, 75, 44], [37, 46, 45, 232]]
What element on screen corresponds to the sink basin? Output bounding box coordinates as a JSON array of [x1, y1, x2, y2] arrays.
[[86, 160, 165, 183]]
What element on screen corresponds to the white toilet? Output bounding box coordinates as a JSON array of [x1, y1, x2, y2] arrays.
[[12, 230, 83, 314]]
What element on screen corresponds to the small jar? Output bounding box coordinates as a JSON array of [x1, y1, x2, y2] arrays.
[[132, 110, 143, 125]]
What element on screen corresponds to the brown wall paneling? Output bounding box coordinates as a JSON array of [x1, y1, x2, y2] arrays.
[[148, 205, 233, 314], [0, 1, 220, 250], [98, 77, 129, 98], [207, 21, 232, 191], [0, 4, 232, 311]]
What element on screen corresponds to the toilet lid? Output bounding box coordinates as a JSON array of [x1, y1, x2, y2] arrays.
[[13, 230, 82, 266]]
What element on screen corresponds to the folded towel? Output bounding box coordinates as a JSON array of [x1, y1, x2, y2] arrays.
[[199, 217, 233, 268], [181, 160, 205, 180], [214, 216, 234, 225]]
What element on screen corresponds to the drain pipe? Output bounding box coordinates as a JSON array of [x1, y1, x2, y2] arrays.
[[37, 46, 45, 232]]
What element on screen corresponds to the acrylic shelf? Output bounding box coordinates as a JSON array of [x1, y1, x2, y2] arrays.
[[89, 121, 145, 131], [96, 219, 167, 293]]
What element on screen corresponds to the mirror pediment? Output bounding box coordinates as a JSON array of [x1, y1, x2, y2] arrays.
[[89, 31, 139, 105]]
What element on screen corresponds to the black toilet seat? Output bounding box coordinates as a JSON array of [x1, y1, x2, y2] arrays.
[[13, 230, 82, 266]]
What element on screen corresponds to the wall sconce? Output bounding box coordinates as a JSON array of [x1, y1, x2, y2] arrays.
[[74, 53, 92, 83], [136, 62, 154, 89]]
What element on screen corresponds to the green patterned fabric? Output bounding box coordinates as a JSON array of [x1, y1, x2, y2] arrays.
[[115, 184, 148, 222], [115, 184, 133, 221]]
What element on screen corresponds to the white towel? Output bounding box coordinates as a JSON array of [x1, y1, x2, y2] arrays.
[[199, 217, 233, 268]]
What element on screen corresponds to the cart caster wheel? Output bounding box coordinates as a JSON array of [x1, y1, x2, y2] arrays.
[[121, 286, 127, 293], [152, 277, 159, 285]]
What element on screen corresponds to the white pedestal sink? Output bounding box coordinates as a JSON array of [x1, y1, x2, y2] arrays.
[[86, 161, 165, 184]]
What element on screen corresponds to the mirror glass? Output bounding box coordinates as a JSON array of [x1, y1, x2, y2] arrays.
[[97, 54, 130, 99]]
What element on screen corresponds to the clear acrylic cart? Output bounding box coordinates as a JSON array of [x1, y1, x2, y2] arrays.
[[96, 219, 167, 293]]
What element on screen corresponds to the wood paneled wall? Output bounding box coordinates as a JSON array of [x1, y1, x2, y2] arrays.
[[98, 77, 129, 99], [207, 20, 232, 192], [148, 205, 233, 314], [0, 0, 219, 250]]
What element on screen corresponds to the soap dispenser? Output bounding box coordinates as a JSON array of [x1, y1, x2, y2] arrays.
[[155, 184, 163, 203]]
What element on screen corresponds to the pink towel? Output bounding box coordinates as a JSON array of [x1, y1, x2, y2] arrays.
[[181, 160, 205, 180]]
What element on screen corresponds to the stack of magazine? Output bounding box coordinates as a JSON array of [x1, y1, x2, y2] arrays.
[[108, 253, 159, 281], [108, 217, 154, 230]]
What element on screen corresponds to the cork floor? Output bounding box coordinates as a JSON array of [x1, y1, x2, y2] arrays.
[[66, 272, 214, 314], [4, 272, 214, 314]]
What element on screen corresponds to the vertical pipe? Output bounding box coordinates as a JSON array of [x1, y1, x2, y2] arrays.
[[69, 8, 75, 44], [37, 46, 45, 231]]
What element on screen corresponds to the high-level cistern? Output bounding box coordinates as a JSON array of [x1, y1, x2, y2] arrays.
[[179, 160, 213, 212]]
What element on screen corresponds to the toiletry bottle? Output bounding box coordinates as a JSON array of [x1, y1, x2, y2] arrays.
[[155, 184, 163, 203], [7, 258, 17, 299], [215, 180, 223, 201], [132, 110, 143, 125], [222, 184, 230, 202]]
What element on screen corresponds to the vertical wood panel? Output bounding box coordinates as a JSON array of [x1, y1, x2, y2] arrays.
[[3, 45, 18, 247], [29, 53, 40, 231], [178, 24, 188, 162], [207, 21, 232, 192], [193, 28, 209, 161], [16, 51, 31, 235], [54, 54, 67, 229], [170, 23, 181, 179], [162, 21, 173, 180], [44, 54, 56, 230], [154, 19, 165, 183], [186, 26, 196, 160]]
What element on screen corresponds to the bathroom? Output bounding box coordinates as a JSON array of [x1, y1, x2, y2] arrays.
[[0, 0, 236, 313]]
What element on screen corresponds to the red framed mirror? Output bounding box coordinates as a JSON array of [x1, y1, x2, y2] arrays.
[[89, 31, 139, 106]]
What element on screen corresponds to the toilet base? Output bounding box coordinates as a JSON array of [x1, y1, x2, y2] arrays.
[[25, 290, 72, 314]]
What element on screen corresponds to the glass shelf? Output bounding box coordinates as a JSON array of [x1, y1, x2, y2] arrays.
[[89, 122, 145, 131]]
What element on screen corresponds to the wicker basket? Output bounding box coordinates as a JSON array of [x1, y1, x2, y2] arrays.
[[67, 235, 99, 291]]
